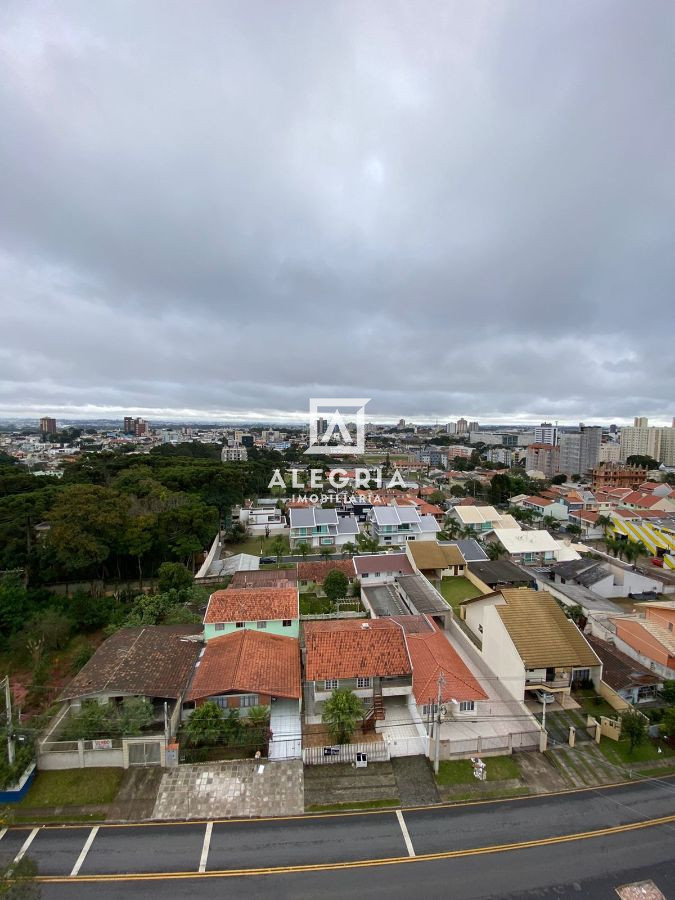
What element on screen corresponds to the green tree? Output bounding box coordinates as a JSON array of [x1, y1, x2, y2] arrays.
[[341, 541, 357, 558], [157, 561, 193, 593], [319, 545, 334, 562], [595, 514, 612, 537], [270, 534, 288, 565], [185, 701, 226, 746], [125, 514, 156, 589], [551, 474, 567, 485], [119, 697, 155, 735], [659, 707, 675, 740], [659, 680, 675, 704], [489, 473, 512, 505], [620, 710, 647, 754], [566, 523, 582, 537], [0, 855, 40, 899], [323, 570, 349, 604], [486, 542, 505, 561], [322, 688, 364, 744], [626, 455, 659, 470], [296, 541, 311, 560], [0, 574, 28, 643]]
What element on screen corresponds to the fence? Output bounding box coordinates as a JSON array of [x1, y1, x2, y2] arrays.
[[301, 611, 364, 621], [303, 741, 390, 765], [438, 730, 539, 760]]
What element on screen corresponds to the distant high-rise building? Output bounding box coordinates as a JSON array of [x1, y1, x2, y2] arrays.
[[468, 421, 479, 433], [618, 418, 675, 464], [446, 422, 457, 435], [123, 416, 135, 433], [597, 442, 621, 463], [634, 416, 649, 428], [456, 418, 468, 434], [534, 422, 558, 446], [134, 419, 147, 437], [525, 444, 559, 478], [39, 417, 57, 435], [397, 418, 406, 428], [222, 446, 248, 462], [558, 426, 602, 476]]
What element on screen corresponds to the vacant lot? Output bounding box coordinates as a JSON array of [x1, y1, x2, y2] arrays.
[[19, 768, 123, 808], [439, 577, 482, 611]]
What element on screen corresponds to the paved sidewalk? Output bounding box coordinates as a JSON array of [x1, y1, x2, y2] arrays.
[[152, 759, 304, 819]]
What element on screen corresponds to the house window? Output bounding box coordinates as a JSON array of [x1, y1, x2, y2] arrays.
[[257, 621, 267, 629], [459, 700, 475, 712], [374, 573, 380, 578], [320, 537, 333, 545], [356, 677, 371, 689], [239, 694, 259, 707], [282, 619, 292, 627], [214, 623, 225, 632], [324, 679, 339, 691], [235, 621, 245, 629]]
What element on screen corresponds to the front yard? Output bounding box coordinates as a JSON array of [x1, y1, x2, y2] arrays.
[[439, 577, 483, 611], [597, 736, 675, 767], [435, 755, 521, 786], [18, 768, 123, 808]]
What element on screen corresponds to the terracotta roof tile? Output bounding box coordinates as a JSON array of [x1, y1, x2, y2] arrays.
[[406, 621, 486, 704], [204, 587, 298, 624], [229, 569, 298, 589], [304, 619, 411, 681], [187, 630, 300, 701], [297, 560, 355, 582]]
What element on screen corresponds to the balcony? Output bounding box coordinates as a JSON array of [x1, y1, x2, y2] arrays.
[[526, 672, 571, 689], [380, 676, 413, 697]]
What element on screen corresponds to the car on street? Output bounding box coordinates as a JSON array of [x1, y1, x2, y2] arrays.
[[260, 556, 276, 564]]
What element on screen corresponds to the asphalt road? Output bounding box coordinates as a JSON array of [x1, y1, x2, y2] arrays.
[[2, 777, 674, 899]]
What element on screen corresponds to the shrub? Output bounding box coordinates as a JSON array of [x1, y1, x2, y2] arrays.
[[157, 562, 193, 594]]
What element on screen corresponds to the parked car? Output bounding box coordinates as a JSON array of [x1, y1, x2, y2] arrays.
[[260, 556, 276, 564], [534, 690, 555, 705], [651, 557, 664, 568]]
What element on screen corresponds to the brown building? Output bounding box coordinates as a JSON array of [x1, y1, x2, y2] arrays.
[[591, 462, 648, 491], [39, 416, 57, 434], [525, 443, 559, 478]]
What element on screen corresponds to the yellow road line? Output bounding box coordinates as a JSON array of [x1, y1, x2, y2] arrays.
[[36, 813, 675, 883], [7, 772, 675, 832]]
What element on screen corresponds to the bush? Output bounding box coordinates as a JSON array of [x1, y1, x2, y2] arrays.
[[71, 642, 95, 673], [158, 562, 193, 593], [61, 697, 156, 740], [68, 590, 115, 632]]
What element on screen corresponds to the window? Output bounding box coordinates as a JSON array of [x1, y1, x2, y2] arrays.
[[374, 572, 380, 578], [282, 619, 292, 627], [239, 694, 259, 707], [320, 537, 333, 545], [214, 623, 225, 632], [459, 700, 475, 713], [324, 679, 339, 691], [235, 621, 245, 629], [356, 677, 371, 689], [257, 621, 267, 629]]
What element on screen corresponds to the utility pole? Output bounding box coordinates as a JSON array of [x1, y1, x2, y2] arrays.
[[433, 673, 446, 775], [3, 676, 15, 765]]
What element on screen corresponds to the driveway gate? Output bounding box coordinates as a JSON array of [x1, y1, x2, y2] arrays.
[[127, 740, 162, 766]]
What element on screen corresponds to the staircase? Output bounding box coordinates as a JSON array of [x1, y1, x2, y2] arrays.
[[363, 690, 384, 732]]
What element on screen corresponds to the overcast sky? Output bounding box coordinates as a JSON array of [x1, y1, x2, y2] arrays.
[[1, 1, 674, 425]]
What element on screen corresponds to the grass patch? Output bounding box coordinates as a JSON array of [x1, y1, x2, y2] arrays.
[[18, 768, 123, 808], [636, 764, 675, 777], [306, 798, 399, 812], [597, 737, 675, 767], [300, 593, 332, 615], [575, 694, 617, 720], [7, 812, 109, 825], [443, 787, 530, 803], [436, 755, 521, 786], [439, 577, 482, 611]]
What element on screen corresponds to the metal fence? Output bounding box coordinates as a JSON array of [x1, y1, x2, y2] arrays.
[[303, 741, 390, 765]]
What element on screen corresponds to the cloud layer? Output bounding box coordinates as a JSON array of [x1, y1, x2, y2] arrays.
[[1, 1, 674, 424]]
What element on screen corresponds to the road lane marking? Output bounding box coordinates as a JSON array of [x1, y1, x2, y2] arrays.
[[14, 827, 39, 863], [198, 822, 212, 873], [0, 828, 7, 842], [70, 826, 99, 877], [34, 812, 675, 883], [396, 810, 415, 857]]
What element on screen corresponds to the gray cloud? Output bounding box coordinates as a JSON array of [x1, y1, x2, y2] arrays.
[[1, 0, 674, 424]]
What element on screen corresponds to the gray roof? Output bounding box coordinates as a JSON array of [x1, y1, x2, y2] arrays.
[[337, 516, 359, 535], [289, 507, 339, 527], [442, 539, 489, 562], [362, 584, 414, 617], [469, 560, 533, 587], [532, 575, 623, 615], [548, 558, 611, 587], [396, 575, 449, 616]]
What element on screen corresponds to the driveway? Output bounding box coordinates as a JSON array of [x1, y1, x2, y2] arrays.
[[152, 759, 304, 819]]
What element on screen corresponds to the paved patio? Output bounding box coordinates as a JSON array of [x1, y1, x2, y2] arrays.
[[152, 759, 304, 819]]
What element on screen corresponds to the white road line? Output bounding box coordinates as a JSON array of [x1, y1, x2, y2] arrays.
[[0, 828, 7, 842], [14, 827, 39, 863], [70, 826, 99, 877], [396, 809, 415, 857], [199, 821, 213, 873]]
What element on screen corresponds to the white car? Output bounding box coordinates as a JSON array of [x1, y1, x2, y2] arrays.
[[534, 690, 555, 705]]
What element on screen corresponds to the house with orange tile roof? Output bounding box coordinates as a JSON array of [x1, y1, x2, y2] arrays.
[[203, 587, 299, 640], [185, 630, 301, 711], [303, 619, 413, 724], [297, 559, 356, 592]]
